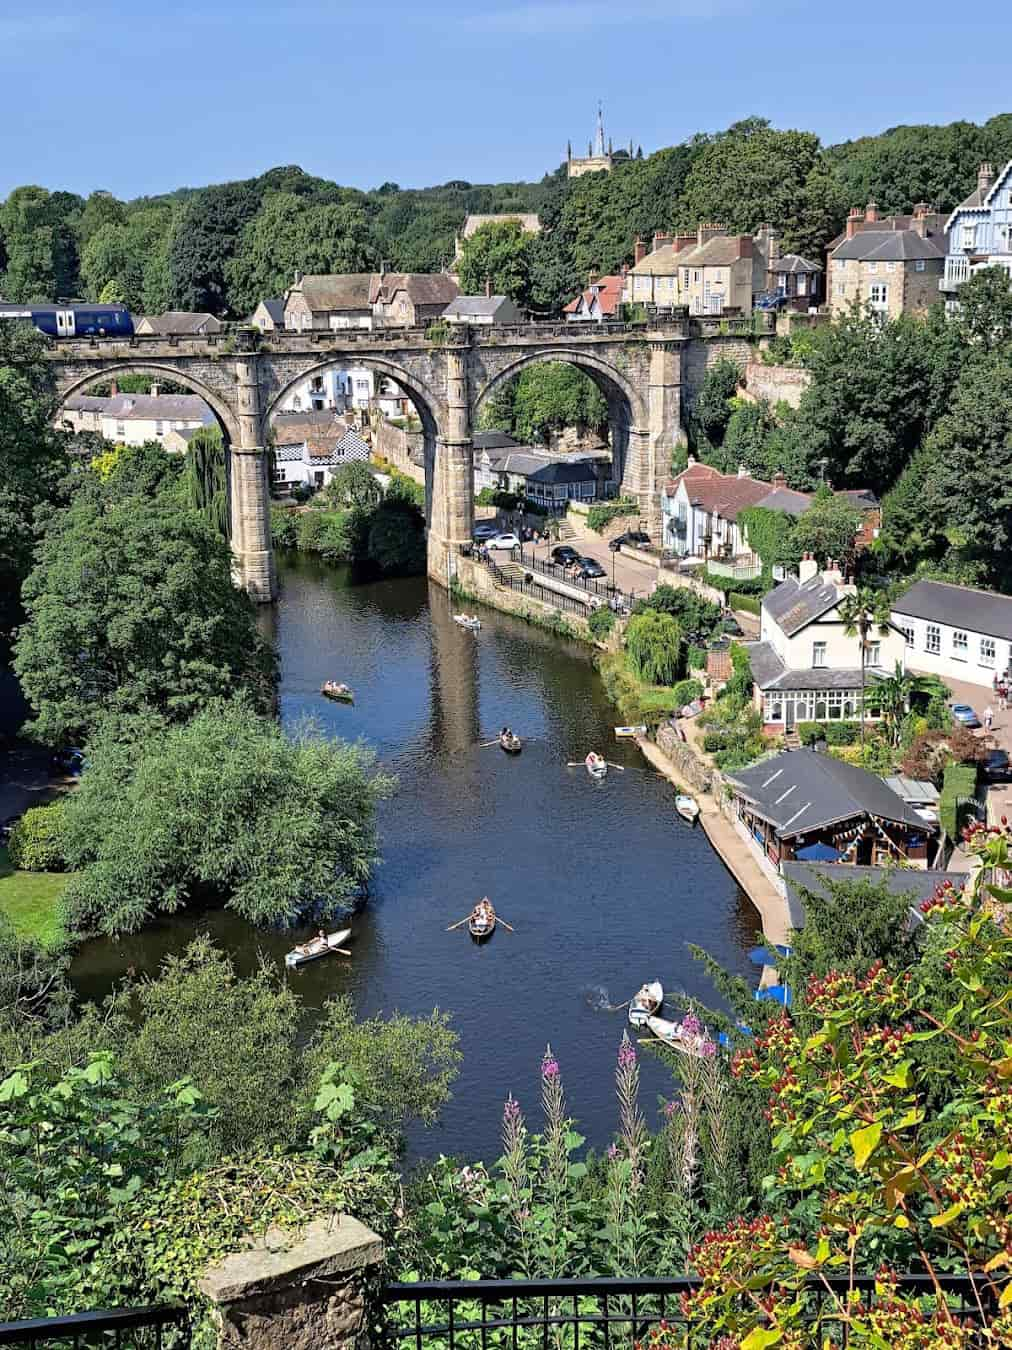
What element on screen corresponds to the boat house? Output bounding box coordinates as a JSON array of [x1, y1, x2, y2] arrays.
[[725, 749, 935, 871]]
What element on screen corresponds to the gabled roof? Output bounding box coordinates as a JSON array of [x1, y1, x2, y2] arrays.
[[371, 273, 459, 306], [138, 311, 222, 335], [756, 486, 812, 516], [770, 253, 822, 275], [945, 160, 1012, 230], [255, 298, 284, 325], [782, 861, 961, 928], [726, 749, 929, 837], [831, 230, 944, 262], [64, 393, 212, 422], [563, 275, 624, 316], [443, 295, 514, 318], [892, 579, 1012, 640], [473, 430, 520, 450], [763, 574, 841, 636], [293, 274, 374, 312], [527, 460, 598, 485]]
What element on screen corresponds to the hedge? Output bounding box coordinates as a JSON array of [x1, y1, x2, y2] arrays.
[[670, 678, 703, 708], [939, 762, 979, 841], [728, 592, 760, 615], [587, 497, 639, 534], [587, 606, 616, 639], [798, 721, 862, 747], [7, 800, 67, 872]]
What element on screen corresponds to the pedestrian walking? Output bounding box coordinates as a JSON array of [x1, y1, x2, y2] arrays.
[[985, 705, 994, 731], [999, 682, 1007, 711]]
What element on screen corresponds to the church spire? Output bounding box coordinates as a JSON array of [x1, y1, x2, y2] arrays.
[[593, 100, 606, 158]]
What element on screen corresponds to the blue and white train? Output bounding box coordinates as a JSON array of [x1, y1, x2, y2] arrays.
[[0, 303, 134, 338]]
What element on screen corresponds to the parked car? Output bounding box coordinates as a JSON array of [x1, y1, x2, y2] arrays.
[[982, 749, 1011, 782], [551, 545, 580, 566], [487, 532, 520, 551], [473, 522, 499, 540], [721, 615, 745, 637], [51, 747, 85, 775], [575, 557, 607, 579], [609, 530, 650, 551], [951, 703, 982, 729]]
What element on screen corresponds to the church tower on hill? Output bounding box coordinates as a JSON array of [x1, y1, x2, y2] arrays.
[[565, 103, 637, 178]]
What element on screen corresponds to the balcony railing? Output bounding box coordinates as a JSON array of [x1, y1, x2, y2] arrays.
[[378, 1275, 999, 1350], [940, 255, 971, 291], [0, 1305, 189, 1348]]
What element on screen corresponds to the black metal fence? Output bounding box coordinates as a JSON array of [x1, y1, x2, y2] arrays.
[[461, 548, 591, 617], [378, 1275, 998, 1350], [0, 1306, 189, 1349]]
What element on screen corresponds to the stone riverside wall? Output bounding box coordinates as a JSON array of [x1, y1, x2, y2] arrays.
[[454, 555, 595, 641], [742, 359, 811, 410], [655, 724, 712, 792], [372, 418, 426, 485], [198, 1213, 383, 1350]]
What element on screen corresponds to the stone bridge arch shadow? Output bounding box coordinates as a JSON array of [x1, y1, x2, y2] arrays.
[[470, 347, 649, 492], [262, 356, 444, 528]]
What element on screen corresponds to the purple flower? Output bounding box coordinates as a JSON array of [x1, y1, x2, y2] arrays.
[[503, 1095, 522, 1123], [541, 1052, 560, 1079], [682, 1013, 702, 1036], [607, 1143, 620, 1160], [663, 1099, 681, 1119], [617, 1039, 637, 1069], [700, 1039, 718, 1058]]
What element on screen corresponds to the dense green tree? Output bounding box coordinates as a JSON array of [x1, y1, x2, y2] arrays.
[[59, 696, 394, 934], [688, 357, 741, 454], [955, 263, 1012, 352], [481, 361, 608, 445], [322, 460, 383, 510], [455, 218, 537, 305], [789, 486, 862, 567], [0, 186, 81, 301], [76, 190, 126, 247], [183, 424, 228, 535], [14, 460, 276, 744], [365, 498, 426, 574], [166, 180, 263, 313], [625, 610, 683, 685]]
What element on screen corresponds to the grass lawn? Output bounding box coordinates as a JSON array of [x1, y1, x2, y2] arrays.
[[0, 843, 69, 947]]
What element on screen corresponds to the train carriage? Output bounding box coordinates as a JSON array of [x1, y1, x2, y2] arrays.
[[0, 303, 134, 338]]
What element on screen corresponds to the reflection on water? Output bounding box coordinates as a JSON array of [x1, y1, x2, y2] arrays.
[[71, 553, 755, 1160]]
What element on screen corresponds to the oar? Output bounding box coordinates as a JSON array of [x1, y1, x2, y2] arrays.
[[605, 762, 626, 771], [446, 916, 472, 931], [609, 999, 631, 1012], [478, 740, 501, 748], [333, 948, 352, 956], [495, 917, 516, 932]]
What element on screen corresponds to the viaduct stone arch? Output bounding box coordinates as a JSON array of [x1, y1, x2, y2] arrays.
[[45, 321, 691, 602]]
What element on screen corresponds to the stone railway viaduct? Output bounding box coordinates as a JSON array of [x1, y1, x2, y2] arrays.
[[46, 315, 763, 601]]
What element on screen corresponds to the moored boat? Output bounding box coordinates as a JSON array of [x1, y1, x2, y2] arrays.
[[645, 1013, 711, 1058], [468, 897, 496, 941], [614, 725, 647, 739], [585, 752, 607, 780], [454, 614, 481, 631], [321, 681, 354, 702], [628, 980, 664, 1027], [499, 731, 522, 754], [284, 927, 352, 968], [675, 794, 700, 823]]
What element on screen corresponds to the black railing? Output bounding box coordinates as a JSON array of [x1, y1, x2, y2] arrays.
[[378, 1275, 999, 1350], [460, 547, 592, 617], [0, 1305, 189, 1348], [509, 547, 634, 607]]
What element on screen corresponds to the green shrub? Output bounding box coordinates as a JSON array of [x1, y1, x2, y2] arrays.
[[670, 678, 703, 708], [587, 496, 638, 534], [270, 505, 298, 549], [686, 644, 706, 671], [800, 720, 862, 746], [625, 611, 683, 685], [295, 509, 355, 560], [7, 802, 67, 872], [587, 606, 616, 639], [425, 319, 452, 344], [728, 591, 760, 615], [938, 762, 979, 840]]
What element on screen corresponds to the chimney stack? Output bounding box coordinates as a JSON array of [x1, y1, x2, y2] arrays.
[[772, 470, 787, 488], [865, 200, 879, 223], [798, 552, 819, 583], [978, 162, 995, 195], [697, 221, 726, 247], [673, 233, 696, 254], [822, 557, 844, 587], [634, 237, 647, 265], [911, 203, 931, 238], [652, 230, 673, 251], [845, 207, 862, 240], [485, 275, 492, 298]]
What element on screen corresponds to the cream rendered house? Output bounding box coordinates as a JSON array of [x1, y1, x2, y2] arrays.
[[623, 225, 773, 315]]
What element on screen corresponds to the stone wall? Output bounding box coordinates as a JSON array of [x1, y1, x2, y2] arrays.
[[655, 565, 725, 607], [682, 337, 756, 404], [742, 359, 811, 410], [655, 724, 712, 792], [454, 555, 595, 640], [373, 417, 426, 485]]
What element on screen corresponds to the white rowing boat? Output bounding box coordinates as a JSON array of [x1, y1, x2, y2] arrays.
[[675, 794, 700, 823], [284, 927, 352, 968], [614, 725, 647, 739], [645, 1013, 711, 1058], [454, 614, 481, 631], [628, 980, 663, 1027], [585, 752, 607, 780]]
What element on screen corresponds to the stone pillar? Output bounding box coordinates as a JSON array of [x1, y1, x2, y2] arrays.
[[230, 354, 277, 603], [198, 1213, 384, 1350], [620, 341, 685, 541], [428, 346, 473, 586]]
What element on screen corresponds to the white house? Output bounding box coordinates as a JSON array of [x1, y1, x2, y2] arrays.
[[749, 557, 907, 733], [60, 389, 214, 445], [662, 463, 780, 559], [892, 579, 1012, 688], [443, 295, 522, 325], [278, 368, 410, 420], [271, 422, 370, 493]]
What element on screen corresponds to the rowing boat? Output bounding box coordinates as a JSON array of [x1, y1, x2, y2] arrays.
[[628, 980, 663, 1027], [284, 927, 352, 968], [614, 725, 647, 738], [468, 898, 496, 941], [585, 752, 607, 780], [454, 614, 481, 631], [321, 681, 354, 703], [645, 1013, 711, 1058], [499, 731, 522, 754], [675, 794, 700, 823]]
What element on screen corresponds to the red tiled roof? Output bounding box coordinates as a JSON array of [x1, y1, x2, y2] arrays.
[[563, 275, 624, 316]]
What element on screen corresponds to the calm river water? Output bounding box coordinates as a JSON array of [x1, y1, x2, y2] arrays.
[[67, 554, 756, 1160]]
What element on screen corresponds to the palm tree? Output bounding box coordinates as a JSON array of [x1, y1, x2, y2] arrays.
[[869, 662, 942, 747], [838, 588, 894, 750]]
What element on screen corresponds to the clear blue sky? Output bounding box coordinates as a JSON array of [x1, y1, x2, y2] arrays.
[[3, 0, 1009, 200]]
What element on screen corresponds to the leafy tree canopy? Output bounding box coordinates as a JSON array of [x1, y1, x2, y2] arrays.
[[455, 218, 537, 306]]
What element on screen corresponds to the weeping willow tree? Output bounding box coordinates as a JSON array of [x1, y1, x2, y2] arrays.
[[185, 425, 229, 536]]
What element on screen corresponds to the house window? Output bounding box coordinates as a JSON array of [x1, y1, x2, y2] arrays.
[[797, 275, 806, 295], [812, 641, 827, 668], [291, 396, 301, 411], [115, 421, 125, 439], [981, 637, 996, 667], [870, 283, 889, 308], [867, 641, 881, 667], [271, 465, 285, 483], [915, 260, 926, 272], [693, 270, 700, 283], [834, 281, 845, 297], [886, 261, 896, 273], [897, 623, 913, 646], [961, 223, 976, 250], [868, 261, 877, 273], [155, 420, 164, 436], [925, 624, 941, 654], [952, 630, 968, 659]]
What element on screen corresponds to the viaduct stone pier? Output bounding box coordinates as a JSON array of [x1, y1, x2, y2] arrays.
[[45, 314, 761, 601]]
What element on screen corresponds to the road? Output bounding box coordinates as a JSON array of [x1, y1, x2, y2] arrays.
[[519, 533, 661, 606]]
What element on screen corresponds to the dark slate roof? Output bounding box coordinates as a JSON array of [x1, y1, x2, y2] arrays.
[[892, 579, 1012, 641], [762, 667, 885, 692], [763, 575, 840, 637], [725, 748, 928, 836], [782, 862, 962, 930], [756, 486, 812, 516], [443, 295, 512, 318], [837, 488, 880, 510], [769, 253, 822, 275], [473, 430, 520, 450], [257, 298, 284, 324], [64, 393, 212, 422], [139, 311, 222, 334], [831, 230, 944, 262], [746, 641, 786, 688], [528, 460, 598, 485]]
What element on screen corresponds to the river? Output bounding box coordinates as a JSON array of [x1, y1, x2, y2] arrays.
[[67, 553, 756, 1161]]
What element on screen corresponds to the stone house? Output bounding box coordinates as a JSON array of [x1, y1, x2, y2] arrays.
[[891, 579, 1012, 689], [454, 213, 541, 261], [135, 311, 223, 336], [748, 557, 907, 734], [250, 298, 285, 331], [624, 224, 780, 316], [563, 275, 625, 322], [826, 202, 946, 319], [767, 254, 823, 310], [940, 161, 1012, 306], [284, 274, 375, 331], [443, 295, 522, 325], [59, 387, 213, 445], [370, 273, 460, 327]]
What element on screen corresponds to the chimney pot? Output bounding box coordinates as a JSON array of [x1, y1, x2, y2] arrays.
[[978, 162, 995, 194], [485, 276, 492, 298], [865, 200, 879, 223]]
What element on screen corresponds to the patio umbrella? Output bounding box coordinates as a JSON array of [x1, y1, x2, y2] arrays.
[[755, 984, 793, 1008], [748, 944, 794, 965], [795, 841, 842, 862]]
